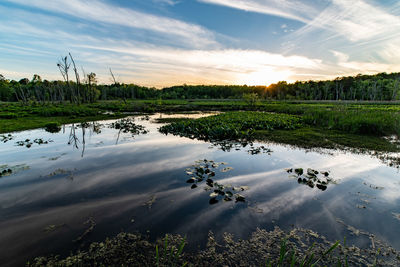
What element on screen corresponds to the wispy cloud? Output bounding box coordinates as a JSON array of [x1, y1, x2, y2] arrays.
[[152, 0, 180, 5], [5, 0, 218, 48], [197, 0, 321, 23], [296, 0, 400, 42], [73, 43, 325, 86]]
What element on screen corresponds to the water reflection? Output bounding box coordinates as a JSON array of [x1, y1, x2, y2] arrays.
[[0, 113, 400, 266]]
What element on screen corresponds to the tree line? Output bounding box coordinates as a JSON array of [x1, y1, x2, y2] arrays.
[[1, 57, 400, 103]]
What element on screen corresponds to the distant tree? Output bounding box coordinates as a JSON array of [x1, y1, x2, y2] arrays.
[[31, 74, 42, 83], [19, 78, 29, 85], [242, 92, 259, 107]]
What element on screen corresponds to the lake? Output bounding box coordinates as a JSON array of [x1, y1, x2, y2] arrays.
[[1, 113, 400, 266]]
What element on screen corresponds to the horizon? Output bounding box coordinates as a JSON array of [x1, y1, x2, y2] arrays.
[[1, 0, 400, 87]]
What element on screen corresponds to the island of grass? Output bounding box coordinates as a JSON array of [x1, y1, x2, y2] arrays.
[[159, 108, 400, 153]]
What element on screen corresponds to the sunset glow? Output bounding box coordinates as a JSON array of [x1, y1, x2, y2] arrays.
[[0, 0, 399, 86]]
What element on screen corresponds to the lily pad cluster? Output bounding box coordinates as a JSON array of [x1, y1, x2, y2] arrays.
[[286, 168, 336, 191], [247, 145, 273, 155], [109, 118, 148, 136], [185, 159, 248, 204], [15, 138, 53, 148], [0, 134, 14, 143], [160, 111, 302, 143]]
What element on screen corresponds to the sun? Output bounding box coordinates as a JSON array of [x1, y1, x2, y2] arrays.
[[237, 68, 292, 86]]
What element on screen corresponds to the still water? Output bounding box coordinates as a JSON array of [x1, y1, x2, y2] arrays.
[[1, 113, 400, 266]]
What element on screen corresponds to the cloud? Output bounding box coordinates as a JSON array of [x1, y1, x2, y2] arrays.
[[73, 43, 324, 86], [197, 0, 320, 23], [297, 0, 400, 42], [152, 0, 180, 5], [5, 0, 218, 48]]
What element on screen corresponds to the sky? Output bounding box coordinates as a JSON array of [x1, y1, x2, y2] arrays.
[[1, 0, 400, 87]]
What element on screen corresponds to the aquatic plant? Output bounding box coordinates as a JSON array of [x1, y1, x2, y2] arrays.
[[155, 234, 187, 267], [247, 145, 273, 155], [286, 168, 337, 191], [15, 138, 53, 148], [0, 164, 30, 178], [27, 226, 400, 266], [109, 118, 148, 136], [160, 111, 302, 143], [185, 159, 248, 204], [44, 122, 61, 133], [0, 133, 14, 143]]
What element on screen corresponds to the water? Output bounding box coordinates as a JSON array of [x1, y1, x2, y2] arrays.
[[1, 113, 400, 266]]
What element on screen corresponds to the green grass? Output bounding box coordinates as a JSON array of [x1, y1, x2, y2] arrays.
[[159, 111, 302, 141], [255, 127, 400, 152], [2, 101, 400, 152]]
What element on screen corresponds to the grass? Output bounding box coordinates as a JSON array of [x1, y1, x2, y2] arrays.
[[255, 127, 400, 152], [27, 227, 400, 266], [160, 111, 302, 141], [0, 102, 123, 133], [1, 100, 400, 153]]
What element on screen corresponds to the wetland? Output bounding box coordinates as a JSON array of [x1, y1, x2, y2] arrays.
[[1, 107, 400, 266]]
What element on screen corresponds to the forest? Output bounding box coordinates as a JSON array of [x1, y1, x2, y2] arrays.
[[1, 69, 400, 103]]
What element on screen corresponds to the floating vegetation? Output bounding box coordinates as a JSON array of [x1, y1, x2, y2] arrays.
[[15, 138, 53, 148], [248, 205, 264, 213], [0, 134, 14, 143], [143, 195, 157, 210], [48, 153, 67, 161], [44, 122, 61, 133], [45, 168, 74, 180], [247, 145, 273, 155], [185, 159, 248, 204], [376, 153, 400, 169], [139, 115, 150, 121], [0, 164, 30, 178], [43, 224, 65, 233], [160, 111, 302, 144], [363, 181, 384, 190], [286, 168, 338, 191], [109, 118, 148, 136], [208, 140, 250, 152], [74, 217, 96, 243], [335, 218, 369, 237], [28, 226, 400, 266]]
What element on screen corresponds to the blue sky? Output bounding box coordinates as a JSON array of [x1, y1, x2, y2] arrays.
[[1, 0, 400, 87]]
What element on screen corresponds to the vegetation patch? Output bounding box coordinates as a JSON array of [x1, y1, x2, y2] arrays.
[[153, 117, 191, 124], [286, 168, 338, 191], [44, 122, 61, 133], [109, 118, 148, 136], [0, 164, 30, 178], [185, 159, 248, 204], [15, 138, 53, 148], [0, 133, 14, 143], [27, 226, 400, 266], [160, 111, 302, 142]]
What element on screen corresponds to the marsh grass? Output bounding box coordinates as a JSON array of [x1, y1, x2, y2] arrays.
[[28, 227, 400, 266], [159, 111, 302, 142]]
